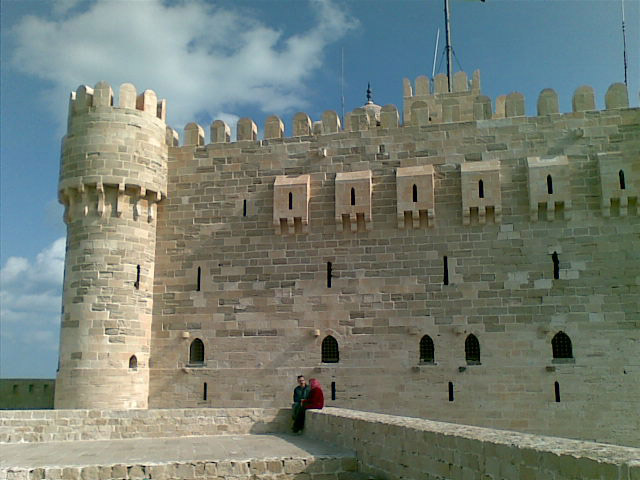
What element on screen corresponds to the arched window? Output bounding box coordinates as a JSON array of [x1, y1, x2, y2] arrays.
[[189, 338, 205, 365], [129, 355, 137, 369], [619, 170, 626, 190], [412, 184, 418, 203], [321, 335, 339, 363], [350, 188, 356, 206], [478, 180, 484, 199], [465, 334, 480, 365], [547, 174, 553, 194], [552, 331, 573, 359], [419, 335, 434, 363], [289, 192, 293, 210]]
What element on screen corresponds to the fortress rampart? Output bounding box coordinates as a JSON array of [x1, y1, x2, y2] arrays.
[[56, 73, 639, 447]]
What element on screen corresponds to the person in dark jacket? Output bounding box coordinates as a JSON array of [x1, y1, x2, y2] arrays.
[[291, 375, 310, 422], [292, 378, 324, 433]]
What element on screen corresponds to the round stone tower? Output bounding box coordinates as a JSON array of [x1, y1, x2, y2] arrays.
[[55, 81, 168, 409]]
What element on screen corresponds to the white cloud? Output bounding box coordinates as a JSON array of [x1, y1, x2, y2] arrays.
[[0, 237, 65, 370], [10, 0, 358, 133]]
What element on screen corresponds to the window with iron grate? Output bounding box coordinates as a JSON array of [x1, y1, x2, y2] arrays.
[[419, 335, 434, 363], [552, 331, 573, 360], [322, 335, 339, 363], [189, 338, 205, 365], [465, 334, 480, 365]]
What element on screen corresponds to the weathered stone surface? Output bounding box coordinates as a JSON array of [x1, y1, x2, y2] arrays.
[[537, 88, 559, 115], [605, 82, 629, 109], [572, 85, 596, 112], [184, 122, 204, 146]]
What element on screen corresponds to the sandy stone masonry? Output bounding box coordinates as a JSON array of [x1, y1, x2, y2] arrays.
[[56, 72, 640, 450], [56, 81, 168, 410], [306, 408, 640, 480]]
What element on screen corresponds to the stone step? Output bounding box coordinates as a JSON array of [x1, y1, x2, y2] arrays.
[[0, 434, 362, 480]]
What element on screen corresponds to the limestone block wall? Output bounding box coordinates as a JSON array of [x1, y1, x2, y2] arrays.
[[149, 95, 639, 448], [56, 82, 168, 409], [306, 408, 640, 480], [0, 408, 288, 443]]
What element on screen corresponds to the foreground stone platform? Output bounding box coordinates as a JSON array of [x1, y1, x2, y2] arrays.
[[0, 433, 360, 479]]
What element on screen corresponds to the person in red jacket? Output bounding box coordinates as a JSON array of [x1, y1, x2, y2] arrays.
[[292, 378, 324, 433]]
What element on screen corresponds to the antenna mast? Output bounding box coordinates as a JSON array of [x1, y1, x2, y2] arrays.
[[341, 47, 345, 126], [621, 0, 628, 86], [444, 0, 454, 92]]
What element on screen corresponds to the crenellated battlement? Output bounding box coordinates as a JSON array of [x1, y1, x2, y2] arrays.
[[68, 81, 167, 124], [173, 73, 632, 147]]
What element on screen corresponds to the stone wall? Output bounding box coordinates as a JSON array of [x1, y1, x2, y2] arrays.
[[306, 408, 640, 480], [0, 380, 54, 410], [0, 408, 288, 443], [149, 103, 639, 447]]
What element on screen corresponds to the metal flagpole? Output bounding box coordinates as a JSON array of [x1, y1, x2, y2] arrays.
[[432, 28, 440, 79], [444, 0, 454, 92], [621, 0, 628, 86], [341, 47, 345, 126]]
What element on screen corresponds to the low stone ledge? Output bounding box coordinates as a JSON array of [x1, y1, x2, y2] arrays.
[[0, 408, 290, 443], [306, 408, 640, 480]]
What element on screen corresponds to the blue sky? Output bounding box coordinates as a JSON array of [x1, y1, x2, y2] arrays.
[[1, 0, 638, 378]]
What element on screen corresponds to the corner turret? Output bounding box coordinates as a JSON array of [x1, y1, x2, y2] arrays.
[[55, 81, 168, 409]]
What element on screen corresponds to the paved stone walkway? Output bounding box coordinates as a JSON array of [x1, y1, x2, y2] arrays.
[[1, 434, 353, 470]]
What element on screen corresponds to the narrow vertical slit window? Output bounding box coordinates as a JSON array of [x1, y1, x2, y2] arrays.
[[443, 256, 449, 285], [129, 355, 137, 369], [412, 184, 418, 202], [288, 192, 293, 210], [327, 262, 332, 288], [350, 187, 356, 206], [243, 199, 247, 217], [547, 174, 553, 194], [619, 170, 626, 190], [134, 265, 140, 290], [552, 251, 559, 279], [196, 266, 201, 292], [203, 382, 208, 401], [448, 382, 454, 401], [331, 381, 336, 400], [554, 381, 560, 402], [478, 180, 484, 198]]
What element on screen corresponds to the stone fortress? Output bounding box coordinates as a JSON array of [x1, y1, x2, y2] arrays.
[[50, 68, 639, 461]]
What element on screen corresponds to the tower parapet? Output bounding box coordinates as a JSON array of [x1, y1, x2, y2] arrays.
[[56, 81, 168, 409]]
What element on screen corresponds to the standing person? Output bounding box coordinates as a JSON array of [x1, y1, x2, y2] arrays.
[[292, 375, 310, 425], [292, 378, 324, 433]]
